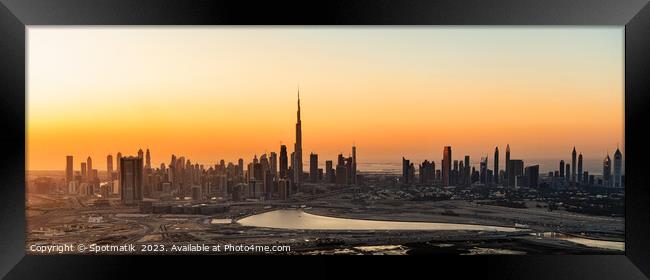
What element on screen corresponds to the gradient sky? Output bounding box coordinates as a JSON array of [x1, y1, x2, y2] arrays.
[[27, 27, 624, 170]]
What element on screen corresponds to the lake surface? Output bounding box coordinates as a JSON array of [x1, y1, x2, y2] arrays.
[[531, 232, 624, 251], [236, 209, 518, 232], [232, 210, 624, 251]]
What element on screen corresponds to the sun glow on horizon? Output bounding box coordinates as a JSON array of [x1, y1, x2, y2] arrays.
[[27, 27, 624, 170]]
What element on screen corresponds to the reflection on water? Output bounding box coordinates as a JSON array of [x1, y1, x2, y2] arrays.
[[354, 245, 408, 255], [531, 232, 624, 251], [236, 210, 518, 232], [462, 248, 526, 255], [210, 218, 232, 225]]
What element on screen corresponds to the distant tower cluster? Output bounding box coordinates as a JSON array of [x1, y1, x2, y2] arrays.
[[400, 143, 548, 189], [550, 146, 623, 189]]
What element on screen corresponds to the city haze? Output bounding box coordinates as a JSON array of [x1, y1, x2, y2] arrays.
[[27, 27, 623, 170]]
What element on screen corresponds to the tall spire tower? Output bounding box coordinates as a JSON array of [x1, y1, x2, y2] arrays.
[[293, 87, 303, 189]]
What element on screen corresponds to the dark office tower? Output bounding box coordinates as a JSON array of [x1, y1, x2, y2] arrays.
[[145, 148, 151, 169], [259, 154, 271, 179], [583, 171, 589, 185], [86, 156, 93, 181], [480, 157, 488, 184], [81, 162, 87, 181], [603, 153, 612, 187], [107, 154, 113, 181], [493, 147, 499, 184], [453, 160, 459, 185], [614, 147, 622, 188], [408, 163, 416, 185], [138, 148, 144, 159], [525, 165, 540, 188], [571, 147, 577, 183], [309, 153, 318, 182], [402, 157, 410, 184], [464, 156, 471, 187], [577, 153, 583, 183], [442, 146, 452, 187], [238, 158, 244, 178], [565, 164, 571, 183], [120, 156, 143, 205], [116, 152, 122, 179], [419, 160, 434, 185], [559, 160, 565, 178], [458, 160, 465, 185], [508, 159, 524, 187], [293, 89, 303, 188], [290, 152, 295, 181], [505, 144, 511, 187], [419, 161, 426, 185], [279, 145, 288, 179], [325, 160, 333, 182], [270, 152, 278, 177], [352, 145, 357, 185], [65, 156, 73, 186], [346, 156, 354, 184], [336, 154, 347, 185]]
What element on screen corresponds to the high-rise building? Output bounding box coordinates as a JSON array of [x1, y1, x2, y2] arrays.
[[480, 157, 488, 184], [508, 159, 524, 188], [116, 152, 122, 180], [525, 165, 539, 187], [442, 146, 452, 187], [494, 147, 499, 184], [614, 147, 623, 188], [65, 156, 73, 186], [408, 162, 416, 185], [336, 154, 347, 185], [505, 144, 511, 187], [270, 152, 278, 177], [86, 156, 93, 181], [238, 158, 244, 178], [345, 156, 354, 185], [137, 148, 144, 159], [107, 154, 113, 181], [120, 156, 143, 204], [402, 157, 410, 184], [559, 160, 565, 178], [464, 156, 470, 187], [279, 145, 288, 179], [352, 145, 357, 185], [278, 179, 289, 200], [309, 153, 318, 182], [145, 148, 151, 169], [571, 147, 577, 183], [577, 153, 583, 183], [293, 89, 303, 189], [565, 164, 570, 183], [458, 160, 464, 184], [81, 162, 87, 181], [603, 153, 612, 187], [419, 160, 434, 185], [325, 160, 334, 183]]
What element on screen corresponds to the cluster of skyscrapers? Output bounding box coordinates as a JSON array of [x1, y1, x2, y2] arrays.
[[402, 145, 624, 189], [63, 91, 359, 204]]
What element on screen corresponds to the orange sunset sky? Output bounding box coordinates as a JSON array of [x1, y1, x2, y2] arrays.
[[27, 27, 624, 170]]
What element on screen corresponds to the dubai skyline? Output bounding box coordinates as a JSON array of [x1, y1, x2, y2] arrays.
[[25, 27, 625, 256], [27, 27, 623, 170]]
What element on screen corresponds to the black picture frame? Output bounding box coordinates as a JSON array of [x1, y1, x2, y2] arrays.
[[1, 0, 649, 279]]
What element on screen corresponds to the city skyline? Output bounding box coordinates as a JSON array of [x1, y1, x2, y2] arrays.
[[27, 27, 623, 170], [32, 90, 625, 176]]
